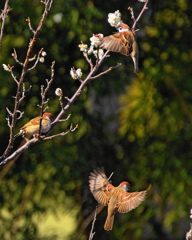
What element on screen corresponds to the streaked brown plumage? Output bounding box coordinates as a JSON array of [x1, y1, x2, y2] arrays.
[[89, 167, 150, 231], [98, 23, 139, 73], [15, 112, 54, 138]]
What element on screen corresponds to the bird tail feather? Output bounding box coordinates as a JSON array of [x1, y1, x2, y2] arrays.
[[104, 215, 114, 231]]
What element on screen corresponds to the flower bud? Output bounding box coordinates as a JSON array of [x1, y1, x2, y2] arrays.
[[55, 88, 63, 96]]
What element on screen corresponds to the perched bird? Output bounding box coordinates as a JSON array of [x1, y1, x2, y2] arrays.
[[89, 167, 150, 231], [15, 112, 54, 138], [98, 23, 139, 73]]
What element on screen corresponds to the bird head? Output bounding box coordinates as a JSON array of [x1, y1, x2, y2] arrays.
[[116, 23, 130, 32], [119, 181, 131, 191], [43, 112, 54, 122]]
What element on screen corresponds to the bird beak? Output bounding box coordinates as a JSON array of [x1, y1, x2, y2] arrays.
[[115, 26, 120, 31]]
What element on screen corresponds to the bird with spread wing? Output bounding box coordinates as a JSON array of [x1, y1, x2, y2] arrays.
[[89, 167, 151, 231]]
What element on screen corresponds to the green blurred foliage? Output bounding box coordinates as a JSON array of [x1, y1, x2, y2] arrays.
[[0, 0, 192, 239]]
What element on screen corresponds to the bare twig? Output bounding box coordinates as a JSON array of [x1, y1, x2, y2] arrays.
[[0, 0, 10, 48], [108, 171, 114, 181], [44, 124, 78, 140], [83, 52, 93, 70], [27, 48, 44, 72], [88, 206, 98, 240], [73, 205, 104, 240], [132, 0, 149, 30], [128, 7, 135, 22], [38, 61, 55, 135], [90, 63, 121, 80], [12, 48, 23, 66]]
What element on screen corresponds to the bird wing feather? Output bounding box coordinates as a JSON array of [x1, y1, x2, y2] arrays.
[[21, 116, 40, 129], [89, 167, 113, 206], [117, 185, 151, 213], [98, 33, 130, 56]]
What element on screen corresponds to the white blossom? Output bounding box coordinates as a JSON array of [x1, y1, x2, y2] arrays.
[[70, 67, 83, 79], [93, 49, 104, 60], [186, 229, 192, 240], [39, 57, 45, 63], [108, 10, 122, 27], [78, 43, 88, 52], [55, 88, 63, 96], [2, 64, 10, 72], [90, 34, 103, 47], [87, 45, 94, 55], [41, 51, 47, 56]]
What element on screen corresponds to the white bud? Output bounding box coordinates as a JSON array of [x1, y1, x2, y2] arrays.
[[2, 64, 10, 72], [70, 67, 83, 79], [78, 43, 88, 52], [93, 49, 104, 60], [87, 45, 94, 55], [55, 88, 63, 96], [90, 34, 103, 47], [41, 51, 47, 56], [39, 57, 45, 63]]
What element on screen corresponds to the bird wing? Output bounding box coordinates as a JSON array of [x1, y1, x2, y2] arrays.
[[89, 167, 113, 206], [117, 185, 151, 213], [98, 33, 130, 56], [21, 116, 40, 130]]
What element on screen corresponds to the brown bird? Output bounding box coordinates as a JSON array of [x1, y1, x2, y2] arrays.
[[15, 112, 54, 138], [89, 167, 150, 231], [98, 23, 139, 73]]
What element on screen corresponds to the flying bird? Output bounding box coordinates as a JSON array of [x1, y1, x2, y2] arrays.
[[15, 112, 54, 138], [89, 167, 150, 231], [98, 23, 139, 73]]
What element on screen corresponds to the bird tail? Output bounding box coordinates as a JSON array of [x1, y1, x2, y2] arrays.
[[14, 131, 22, 138], [14, 129, 25, 138], [131, 41, 139, 74], [104, 215, 114, 231]]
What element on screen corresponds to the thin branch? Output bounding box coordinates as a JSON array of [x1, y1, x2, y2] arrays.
[[38, 61, 55, 135], [108, 172, 114, 181], [0, 0, 10, 48], [44, 124, 78, 140], [12, 48, 23, 66], [128, 7, 135, 22], [88, 206, 98, 240], [27, 48, 44, 72], [132, 0, 149, 30], [90, 63, 121, 80], [73, 205, 104, 240], [83, 52, 93, 70]]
